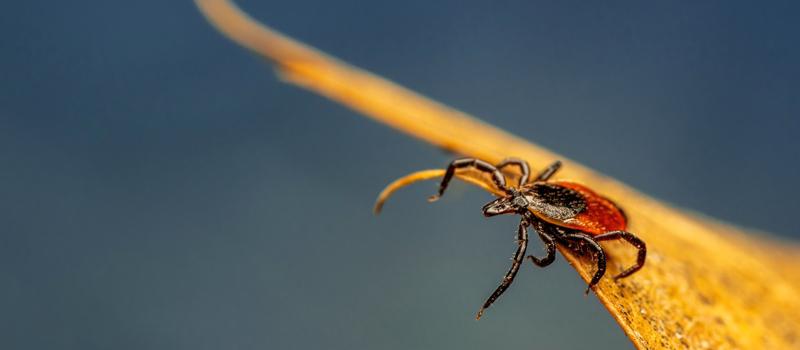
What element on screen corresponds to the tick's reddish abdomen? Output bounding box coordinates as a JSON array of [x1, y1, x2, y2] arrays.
[[531, 181, 627, 235]]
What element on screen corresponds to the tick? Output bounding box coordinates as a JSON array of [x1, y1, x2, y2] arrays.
[[376, 158, 646, 319]]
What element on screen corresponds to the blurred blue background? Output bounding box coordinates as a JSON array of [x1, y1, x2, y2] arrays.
[[1, 1, 798, 349]]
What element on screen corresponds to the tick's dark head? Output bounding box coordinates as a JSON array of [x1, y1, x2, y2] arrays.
[[482, 190, 529, 217]]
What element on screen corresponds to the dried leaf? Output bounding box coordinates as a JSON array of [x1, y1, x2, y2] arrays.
[[195, 1, 800, 348]]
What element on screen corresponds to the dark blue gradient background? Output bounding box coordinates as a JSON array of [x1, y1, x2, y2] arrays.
[[1, 1, 798, 349]]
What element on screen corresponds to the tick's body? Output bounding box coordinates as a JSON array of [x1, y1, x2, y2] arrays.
[[529, 181, 627, 234], [418, 158, 646, 319]]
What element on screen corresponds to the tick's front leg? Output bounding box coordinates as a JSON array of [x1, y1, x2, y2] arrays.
[[476, 219, 529, 320], [429, 158, 509, 202], [496, 157, 531, 186]]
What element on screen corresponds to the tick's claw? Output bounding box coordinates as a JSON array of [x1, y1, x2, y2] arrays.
[[475, 308, 485, 320], [428, 194, 440, 202]]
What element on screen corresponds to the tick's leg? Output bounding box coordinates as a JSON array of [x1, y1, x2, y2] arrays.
[[527, 220, 556, 267], [429, 158, 509, 201], [559, 232, 606, 294], [533, 160, 562, 182], [476, 219, 528, 320], [593, 231, 646, 279], [496, 157, 531, 186]]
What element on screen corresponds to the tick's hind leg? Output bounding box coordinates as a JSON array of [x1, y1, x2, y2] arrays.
[[430, 158, 509, 202], [593, 231, 646, 279], [496, 158, 531, 186], [533, 160, 562, 182], [476, 219, 528, 320], [558, 232, 606, 294], [528, 220, 556, 267]]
